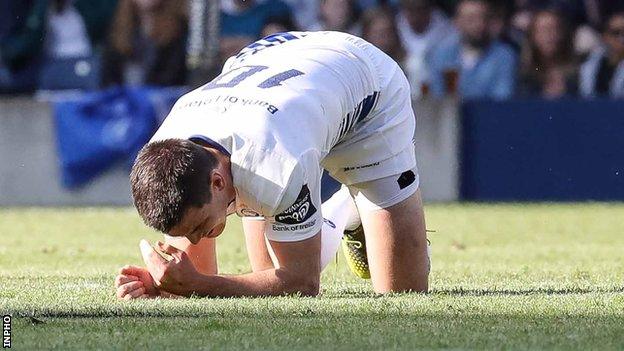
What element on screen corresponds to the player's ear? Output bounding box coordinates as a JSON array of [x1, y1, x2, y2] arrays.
[[210, 170, 226, 192]]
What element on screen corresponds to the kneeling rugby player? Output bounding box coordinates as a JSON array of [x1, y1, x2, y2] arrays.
[[115, 31, 429, 299]]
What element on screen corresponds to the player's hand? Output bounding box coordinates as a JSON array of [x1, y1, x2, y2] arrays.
[[140, 239, 201, 296], [114, 265, 159, 300]]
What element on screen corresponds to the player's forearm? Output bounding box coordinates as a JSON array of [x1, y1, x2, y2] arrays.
[[185, 269, 320, 298], [243, 219, 275, 272]]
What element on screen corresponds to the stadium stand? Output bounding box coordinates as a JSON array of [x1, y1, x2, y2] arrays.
[[1, 0, 624, 204]]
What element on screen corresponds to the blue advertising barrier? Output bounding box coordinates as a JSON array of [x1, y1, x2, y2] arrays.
[[54, 86, 187, 188], [461, 99, 624, 201]]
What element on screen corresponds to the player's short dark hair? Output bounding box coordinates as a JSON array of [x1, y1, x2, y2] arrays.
[[130, 139, 219, 233]]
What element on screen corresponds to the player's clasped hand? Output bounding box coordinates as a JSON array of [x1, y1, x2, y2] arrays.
[[139, 239, 201, 296], [114, 264, 159, 300]]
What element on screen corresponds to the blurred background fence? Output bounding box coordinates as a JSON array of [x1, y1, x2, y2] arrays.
[[2, 95, 623, 205]]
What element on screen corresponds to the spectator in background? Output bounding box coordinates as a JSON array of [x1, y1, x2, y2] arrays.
[[428, 0, 518, 100], [281, 0, 320, 30], [103, 0, 188, 86], [583, 0, 624, 29], [519, 9, 578, 99], [435, 0, 460, 16], [282, 0, 385, 31], [511, 0, 533, 35], [511, 0, 615, 57], [396, 0, 453, 97], [1, 0, 117, 92], [261, 14, 299, 37], [45, 1, 93, 60], [579, 12, 624, 98], [489, 1, 522, 52], [310, 0, 362, 35], [0, 0, 40, 93], [220, 0, 292, 65], [361, 6, 406, 65]]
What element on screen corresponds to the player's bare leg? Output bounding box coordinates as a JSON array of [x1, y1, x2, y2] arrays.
[[359, 189, 429, 293]]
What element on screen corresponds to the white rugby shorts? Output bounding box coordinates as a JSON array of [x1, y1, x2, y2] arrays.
[[322, 33, 419, 210]]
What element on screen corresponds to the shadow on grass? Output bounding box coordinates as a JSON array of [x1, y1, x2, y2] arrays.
[[432, 286, 624, 296], [328, 286, 624, 298], [4, 286, 623, 319], [10, 314, 624, 351]]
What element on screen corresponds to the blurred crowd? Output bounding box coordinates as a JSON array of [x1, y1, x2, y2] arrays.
[[2, 0, 624, 100]]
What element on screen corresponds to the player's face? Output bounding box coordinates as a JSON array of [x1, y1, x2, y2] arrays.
[[169, 202, 228, 245], [168, 154, 236, 244]]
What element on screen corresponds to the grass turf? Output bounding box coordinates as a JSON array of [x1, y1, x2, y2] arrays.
[[1, 203, 623, 350]]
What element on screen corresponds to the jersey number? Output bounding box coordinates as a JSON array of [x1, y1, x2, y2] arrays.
[[202, 65, 304, 90]]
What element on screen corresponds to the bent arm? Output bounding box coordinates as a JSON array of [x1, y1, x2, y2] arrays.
[[174, 232, 321, 297], [242, 218, 275, 272], [190, 267, 318, 297]]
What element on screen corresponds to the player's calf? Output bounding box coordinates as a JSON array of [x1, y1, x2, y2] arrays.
[[361, 189, 429, 293]]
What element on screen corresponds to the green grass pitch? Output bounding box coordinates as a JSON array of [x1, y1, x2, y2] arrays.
[[1, 203, 623, 350]]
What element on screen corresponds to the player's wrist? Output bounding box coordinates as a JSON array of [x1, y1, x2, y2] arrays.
[[158, 289, 181, 298], [160, 271, 211, 297], [186, 272, 214, 297]]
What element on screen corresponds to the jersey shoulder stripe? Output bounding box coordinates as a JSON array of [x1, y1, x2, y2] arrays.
[[234, 32, 307, 61]]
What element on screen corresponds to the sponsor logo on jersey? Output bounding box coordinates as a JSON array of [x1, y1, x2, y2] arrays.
[[178, 95, 279, 114], [271, 219, 317, 232], [275, 184, 317, 225], [239, 208, 261, 217], [343, 162, 380, 172]]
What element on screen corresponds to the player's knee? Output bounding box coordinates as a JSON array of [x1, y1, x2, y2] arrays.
[[411, 271, 430, 294], [277, 269, 320, 296], [415, 275, 429, 294], [375, 283, 428, 295], [296, 277, 320, 297], [292, 276, 320, 297], [373, 268, 429, 294]]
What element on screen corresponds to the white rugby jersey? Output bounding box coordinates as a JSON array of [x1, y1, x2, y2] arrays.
[[151, 31, 392, 241]]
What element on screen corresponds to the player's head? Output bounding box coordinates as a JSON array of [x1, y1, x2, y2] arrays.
[[130, 139, 234, 244]]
